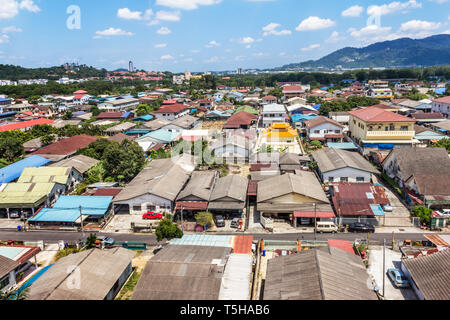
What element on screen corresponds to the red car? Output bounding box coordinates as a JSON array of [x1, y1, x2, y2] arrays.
[[142, 212, 163, 220]]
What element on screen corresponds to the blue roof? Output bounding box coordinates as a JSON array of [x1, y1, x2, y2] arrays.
[[0, 98, 12, 102], [327, 142, 358, 150], [133, 114, 154, 121], [189, 108, 197, 114], [0, 155, 51, 184], [291, 113, 319, 123], [370, 204, 385, 217], [72, 111, 86, 116], [126, 130, 150, 134], [434, 88, 446, 95], [138, 129, 181, 143], [313, 104, 321, 110], [29, 196, 113, 222], [0, 112, 17, 118], [121, 112, 131, 118]]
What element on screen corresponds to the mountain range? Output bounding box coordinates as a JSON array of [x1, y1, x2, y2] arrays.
[[276, 34, 450, 70]]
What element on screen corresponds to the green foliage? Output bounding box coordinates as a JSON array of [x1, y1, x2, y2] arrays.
[[431, 138, 450, 153], [54, 247, 81, 261], [319, 96, 380, 116], [77, 138, 114, 160], [308, 161, 318, 170], [115, 270, 142, 300], [268, 87, 282, 99], [0, 136, 24, 162], [85, 233, 98, 249], [0, 287, 29, 300], [195, 212, 214, 227], [155, 219, 183, 242], [62, 110, 73, 120], [309, 140, 322, 150], [40, 134, 55, 146], [381, 173, 404, 197], [413, 205, 433, 224]]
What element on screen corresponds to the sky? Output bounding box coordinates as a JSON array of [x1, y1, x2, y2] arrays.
[[0, 0, 449, 72]]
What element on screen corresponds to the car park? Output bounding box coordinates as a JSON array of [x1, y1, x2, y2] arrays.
[[387, 268, 410, 288], [348, 222, 375, 233]]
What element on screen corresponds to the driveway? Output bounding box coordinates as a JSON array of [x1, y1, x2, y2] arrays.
[[367, 246, 417, 300]]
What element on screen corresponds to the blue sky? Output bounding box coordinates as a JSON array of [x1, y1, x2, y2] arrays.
[[0, 0, 449, 72]]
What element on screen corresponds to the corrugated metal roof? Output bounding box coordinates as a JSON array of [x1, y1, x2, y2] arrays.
[[18, 167, 72, 185], [0, 182, 55, 208], [218, 254, 252, 300], [0, 155, 51, 184]]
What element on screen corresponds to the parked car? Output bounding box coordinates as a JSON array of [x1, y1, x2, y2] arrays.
[[348, 222, 375, 233], [214, 215, 225, 228], [97, 236, 115, 246], [316, 221, 338, 233], [9, 210, 20, 219], [383, 204, 393, 212], [230, 218, 240, 229], [142, 211, 163, 220], [387, 268, 410, 288]]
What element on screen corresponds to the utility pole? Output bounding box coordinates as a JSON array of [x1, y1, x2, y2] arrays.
[[383, 238, 386, 298], [79, 205, 84, 238], [313, 203, 317, 242], [180, 206, 184, 232]]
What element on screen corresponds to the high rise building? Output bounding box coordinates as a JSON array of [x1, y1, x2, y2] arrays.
[[129, 61, 134, 73], [237, 68, 243, 75]]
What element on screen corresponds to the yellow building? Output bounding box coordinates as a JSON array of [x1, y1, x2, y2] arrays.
[[348, 106, 418, 148], [263, 123, 297, 143]]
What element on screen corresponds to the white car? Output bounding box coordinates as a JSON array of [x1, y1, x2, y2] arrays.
[[383, 204, 393, 212]]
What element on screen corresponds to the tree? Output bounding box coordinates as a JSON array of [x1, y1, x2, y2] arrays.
[[40, 134, 55, 146], [309, 140, 322, 150], [0, 287, 29, 300], [90, 105, 101, 117], [62, 110, 73, 120], [413, 205, 433, 225], [136, 103, 152, 116], [85, 233, 97, 249], [430, 138, 450, 154], [102, 139, 145, 182], [0, 136, 24, 162], [155, 219, 183, 242], [195, 212, 214, 228]]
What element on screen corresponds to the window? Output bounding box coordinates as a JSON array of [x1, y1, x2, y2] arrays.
[[400, 126, 408, 131], [368, 126, 373, 131], [390, 124, 395, 131], [0, 276, 9, 289], [356, 177, 365, 182], [328, 177, 334, 182], [147, 205, 156, 211], [335, 130, 340, 134], [133, 205, 142, 211], [340, 177, 348, 182], [314, 130, 320, 134]]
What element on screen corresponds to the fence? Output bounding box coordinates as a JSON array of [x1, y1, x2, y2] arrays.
[[260, 213, 273, 230]]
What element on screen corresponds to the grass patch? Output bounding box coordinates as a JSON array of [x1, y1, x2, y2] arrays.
[[115, 270, 142, 300], [53, 247, 81, 263]]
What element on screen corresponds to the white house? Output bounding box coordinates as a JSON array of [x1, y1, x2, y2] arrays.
[[304, 116, 345, 143], [432, 96, 450, 118], [0, 256, 17, 293], [262, 104, 286, 127], [98, 98, 140, 112], [152, 104, 189, 121]]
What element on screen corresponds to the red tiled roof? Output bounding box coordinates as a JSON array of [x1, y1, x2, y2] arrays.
[[32, 134, 99, 156], [348, 106, 415, 123], [163, 100, 177, 104], [73, 90, 88, 94], [222, 111, 258, 129], [73, 94, 84, 99], [0, 118, 54, 132], [247, 180, 258, 196], [175, 201, 208, 211], [304, 116, 344, 129], [262, 95, 277, 100], [92, 188, 123, 197], [433, 96, 450, 104], [250, 163, 278, 171], [153, 104, 187, 114], [97, 112, 124, 119], [327, 239, 355, 255], [283, 85, 303, 93], [232, 236, 253, 254]]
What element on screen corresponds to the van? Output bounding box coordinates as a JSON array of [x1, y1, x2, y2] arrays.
[[316, 221, 338, 233]]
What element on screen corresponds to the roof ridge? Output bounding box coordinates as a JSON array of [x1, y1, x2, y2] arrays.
[[314, 250, 326, 300]]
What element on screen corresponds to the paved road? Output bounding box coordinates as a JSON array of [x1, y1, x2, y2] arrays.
[[0, 230, 442, 245]]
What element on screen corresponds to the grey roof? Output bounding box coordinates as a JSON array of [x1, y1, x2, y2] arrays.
[[312, 148, 379, 174], [209, 175, 248, 202], [433, 119, 450, 131], [0, 255, 18, 280], [264, 248, 378, 300], [279, 153, 302, 165], [263, 104, 285, 113], [29, 248, 135, 300], [104, 122, 136, 133], [132, 245, 231, 300], [49, 155, 99, 174], [113, 155, 195, 202], [169, 115, 199, 129], [51, 120, 82, 129], [258, 172, 328, 203], [403, 249, 450, 300], [142, 118, 172, 131], [176, 170, 218, 201], [101, 98, 139, 106], [250, 170, 281, 182]]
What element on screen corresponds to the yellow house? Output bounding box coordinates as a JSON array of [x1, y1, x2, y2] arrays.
[[348, 106, 418, 147], [263, 123, 297, 143]]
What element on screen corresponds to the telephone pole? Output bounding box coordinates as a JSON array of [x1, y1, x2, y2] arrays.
[[383, 238, 386, 298], [313, 203, 317, 241]]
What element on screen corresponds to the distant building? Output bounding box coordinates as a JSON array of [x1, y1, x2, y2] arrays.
[[129, 61, 134, 73]]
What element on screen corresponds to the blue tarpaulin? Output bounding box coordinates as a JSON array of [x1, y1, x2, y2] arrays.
[[0, 155, 51, 184], [362, 143, 394, 150], [370, 204, 385, 217]]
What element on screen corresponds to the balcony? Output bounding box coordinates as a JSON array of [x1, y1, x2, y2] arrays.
[[366, 130, 415, 139]]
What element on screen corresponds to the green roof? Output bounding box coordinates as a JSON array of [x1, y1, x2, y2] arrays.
[[17, 167, 72, 185], [0, 182, 55, 208], [234, 106, 258, 115]]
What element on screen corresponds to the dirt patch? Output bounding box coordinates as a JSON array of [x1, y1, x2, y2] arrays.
[[202, 120, 225, 130]]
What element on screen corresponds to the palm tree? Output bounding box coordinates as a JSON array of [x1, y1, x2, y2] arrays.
[[0, 287, 29, 300]]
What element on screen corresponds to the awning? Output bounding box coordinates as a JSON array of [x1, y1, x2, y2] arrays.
[[247, 180, 258, 196], [176, 201, 208, 211], [293, 211, 335, 218]]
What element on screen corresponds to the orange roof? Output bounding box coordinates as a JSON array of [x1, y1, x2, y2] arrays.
[[232, 236, 253, 254], [0, 118, 54, 132], [264, 123, 297, 138], [348, 106, 416, 123], [304, 116, 344, 129]]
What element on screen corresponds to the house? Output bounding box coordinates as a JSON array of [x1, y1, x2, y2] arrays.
[[197, 98, 214, 109], [0, 255, 18, 293], [264, 248, 378, 300], [98, 98, 139, 112], [17, 166, 83, 193], [330, 182, 390, 225], [162, 115, 200, 133], [431, 119, 450, 136], [222, 111, 258, 130], [104, 122, 137, 135], [0, 155, 51, 184], [257, 171, 332, 225], [136, 129, 181, 148], [382, 148, 450, 207], [51, 120, 82, 129], [401, 249, 450, 300], [311, 148, 379, 183], [431, 96, 450, 118], [282, 85, 304, 100], [329, 111, 350, 125], [152, 104, 189, 121], [227, 91, 244, 101], [278, 153, 308, 173], [414, 125, 447, 146], [28, 248, 135, 300], [262, 123, 297, 143], [28, 195, 114, 230], [211, 130, 255, 163], [411, 112, 445, 124], [286, 97, 307, 106], [261, 95, 278, 105], [73, 94, 91, 105], [291, 113, 319, 129], [112, 155, 195, 214], [262, 104, 286, 127], [304, 116, 345, 143], [0, 118, 54, 133], [348, 106, 418, 151], [208, 175, 248, 217], [141, 118, 172, 132], [175, 170, 219, 214], [97, 112, 132, 121], [48, 155, 99, 177], [234, 105, 258, 116], [286, 104, 318, 115], [31, 135, 99, 162]]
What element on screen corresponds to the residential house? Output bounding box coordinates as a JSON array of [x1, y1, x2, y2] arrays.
[[431, 119, 450, 136], [414, 125, 447, 146], [262, 123, 297, 144], [282, 85, 304, 100], [0, 155, 51, 183], [0, 255, 18, 293], [262, 104, 286, 128], [211, 130, 256, 163], [311, 148, 379, 183], [208, 175, 248, 217], [304, 116, 345, 143], [112, 155, 195, 214], [153, 104, 189, 121], [18, 166, 83, 193], [31, 135, 99, 162], [287, 104, 318, 116], [411, 112, 445, 124], [348, 106, 418, 151], [162, 115, 200, 133], [432, 96, 450, 118], [49, 155, 99, 177], [222, 111, 258, 130], [261, 95, 278, 105], [0, 118, 54, 133], [98, 98, 139, 112], [97, 112, 132, 121], [329, 111, 350, 125]]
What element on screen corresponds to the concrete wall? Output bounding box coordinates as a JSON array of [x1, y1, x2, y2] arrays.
[[307, 122, 342, 139], [320, 167, 372, 183]]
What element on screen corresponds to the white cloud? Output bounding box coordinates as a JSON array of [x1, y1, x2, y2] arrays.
[[399, 20, 442, 32], [367, 0, 421, 17], [1, 26, 22, 33], [342, 5, 364, 17], [239, 37, 255, 44], [155, 43, 167, 48], [19, 0, 40, 13], [0, 34, 10, 44], [94, 27, 134, 38], [262, 22, 291, 36], [301, 44, 320, 51], [161, 54, 174, 60], [326, 31, 346, 43], [205, 40, 220, 47], [118, 8, 144, 20], [296, 16, 335, 31], [156, 0, 222, 10], [155, 10, 181, 21], [156, 26, 172, 35], [0, 0, 19, 20], [348, 25, 395, 42]]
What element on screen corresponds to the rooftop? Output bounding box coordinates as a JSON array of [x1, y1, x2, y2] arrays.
[[349, 106, 416, 123], [31, 135, 99, 156], [312, 148, 379, 174]]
